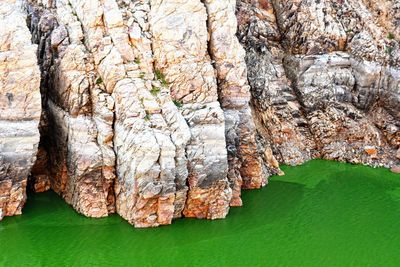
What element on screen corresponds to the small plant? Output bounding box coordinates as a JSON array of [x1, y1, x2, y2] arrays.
[[139, 72, 145, 79], [154, 69, 163, 80], [385, 45, 394, 55], [150, 86, 160, 96], [155, 69, 168, 87], [144, 111, 151, 121], [96, 77, 103, 85], [387, 32, 395, 40], [134, 57, 141, 64], [173, 99, 183, 108]]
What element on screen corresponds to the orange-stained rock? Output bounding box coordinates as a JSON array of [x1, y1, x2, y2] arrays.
[[183, 180, 232, 220], [202, 0, 266, 206], [364, 146, 378, 157], [0, 0, 41, 220]]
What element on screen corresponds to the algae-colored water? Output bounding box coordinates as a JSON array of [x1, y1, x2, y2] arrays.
[[1, 160, 400, 266]]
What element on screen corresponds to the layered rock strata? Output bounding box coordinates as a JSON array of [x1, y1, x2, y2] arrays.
[[237, 0, 400, 169], [0, 0, 41, 220]]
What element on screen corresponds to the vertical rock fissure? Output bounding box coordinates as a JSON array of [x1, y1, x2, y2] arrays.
[[146, 0, 193, 219], [149, 0, 232, 219], [201, 0, 266, 207], [236, 0, 317, 169]]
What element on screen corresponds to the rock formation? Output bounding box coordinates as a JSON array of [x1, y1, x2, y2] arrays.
[[0, 0, 398, 226], [0, 0, 41, 220], [22, 0, 265, 227], [237, 0, 399, 169]]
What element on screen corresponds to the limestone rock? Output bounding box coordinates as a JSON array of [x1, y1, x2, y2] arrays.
[[28, 1, 116, 218], [1, 0, 399, 227], [22, 0, 265, 227], [0, 0, 41, 220], [202, 0, 265, 207], [237, 0, 399, 169]]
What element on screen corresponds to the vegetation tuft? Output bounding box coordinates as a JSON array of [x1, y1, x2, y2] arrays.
[[144, 111, 151, 121], [155, 69, 168, 87], [385, 45, 394, 55], [173, 99, 183, 108], [96, 77, 103, 85], [150, 86, 161, 96]]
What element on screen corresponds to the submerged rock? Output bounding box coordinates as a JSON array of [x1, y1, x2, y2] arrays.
[[391, 166, 400, 174]]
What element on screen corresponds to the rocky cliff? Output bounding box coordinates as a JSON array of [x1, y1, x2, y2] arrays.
[[238, 0, 399, 170], [0, 0, 398, 226], [0, 0, 41, 220]]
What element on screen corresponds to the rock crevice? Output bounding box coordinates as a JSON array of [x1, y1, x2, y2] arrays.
[[19, 0, 263, 227], [237, 0, 399, 170], [0, 0, 398, 226]]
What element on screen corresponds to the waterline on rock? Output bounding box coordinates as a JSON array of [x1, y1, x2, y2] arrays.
[[1, 160, 399, 266]]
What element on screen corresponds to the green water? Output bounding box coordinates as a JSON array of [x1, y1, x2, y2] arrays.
[[1, 160, 400, 267]]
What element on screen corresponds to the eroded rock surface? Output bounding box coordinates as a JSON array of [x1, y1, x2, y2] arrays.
[[1, 0, 399, 226], [203, 0, 266, 207], [0, 0, 41, 220], [237, 0, 399, 169], [22, 0, 265, 227]]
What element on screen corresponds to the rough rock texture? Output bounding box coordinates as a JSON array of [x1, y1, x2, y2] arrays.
[[28, 0, 117, 218], [21, 0, 265, 227], [203, 0, 265, 207], [1, 0, 399, 226], [0, 0, 41, 220], [237, 0, 399, 170]]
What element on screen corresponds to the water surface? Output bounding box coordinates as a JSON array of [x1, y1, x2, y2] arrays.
[[1, 160, 400, 266]]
